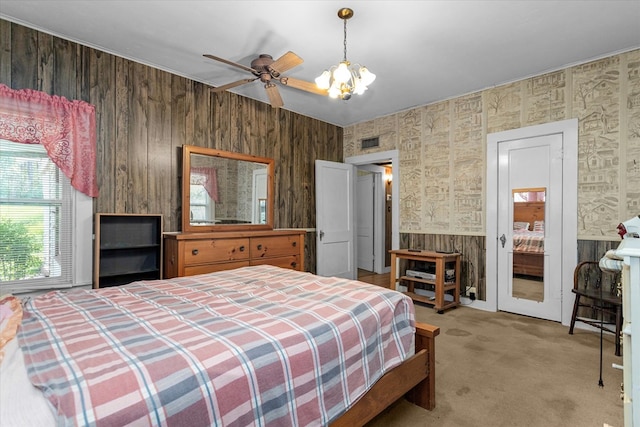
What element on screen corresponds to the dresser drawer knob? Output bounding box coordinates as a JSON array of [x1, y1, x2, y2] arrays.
[[239, 245, 245, 252], [192, 249, 199, 256], [291, 262, 297, 268], [292, 241, 297, 247], [257, 244, 263, 250]]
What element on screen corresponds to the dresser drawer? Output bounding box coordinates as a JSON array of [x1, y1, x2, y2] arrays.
[[184, 238, 250, 266], [251, 255, 301, 271], [184, 261, 250, 276], [250, 235, 302, 259]]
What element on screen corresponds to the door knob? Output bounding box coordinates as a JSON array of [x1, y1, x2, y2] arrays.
[[500, 234, 506, 248], [319, 230, 325, 241]]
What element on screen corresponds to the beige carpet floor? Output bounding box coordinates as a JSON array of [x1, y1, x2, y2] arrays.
[[364, 302, 624, 427]]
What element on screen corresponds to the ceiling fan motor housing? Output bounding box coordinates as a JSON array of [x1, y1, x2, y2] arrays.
[[251, 54, 278, 81]]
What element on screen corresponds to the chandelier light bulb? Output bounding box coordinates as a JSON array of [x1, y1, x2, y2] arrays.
[[353, 78, 366, 95], [359, 67, 376, 86], [328, 84, 341, 99], [333, 62, 351, 84], [315, 70, 331, 90]]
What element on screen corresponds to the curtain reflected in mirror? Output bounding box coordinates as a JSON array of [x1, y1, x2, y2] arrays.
[[512, 188, 545, 302]]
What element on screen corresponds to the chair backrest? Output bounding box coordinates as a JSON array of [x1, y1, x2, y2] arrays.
[[574, 260, 621, 297]]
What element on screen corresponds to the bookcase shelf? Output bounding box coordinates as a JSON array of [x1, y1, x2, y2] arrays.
[[94, 213, 163, 288], [390, 249, 461, 313]]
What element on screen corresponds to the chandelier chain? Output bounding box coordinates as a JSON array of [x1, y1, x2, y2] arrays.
[[343, 17, 348, 62]]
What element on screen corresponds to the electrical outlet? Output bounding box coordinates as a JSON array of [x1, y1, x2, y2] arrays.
[[469, 286, 476, 301]]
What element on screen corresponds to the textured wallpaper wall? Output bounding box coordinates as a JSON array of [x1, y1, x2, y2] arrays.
[[344, 49, 640, 240]]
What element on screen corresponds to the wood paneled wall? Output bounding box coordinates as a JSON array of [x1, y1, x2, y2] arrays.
[[0, 19, 343, 273], [577, 240, 619, 263]]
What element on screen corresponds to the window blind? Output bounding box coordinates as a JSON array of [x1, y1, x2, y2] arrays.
[[0, 139, 74, 292]]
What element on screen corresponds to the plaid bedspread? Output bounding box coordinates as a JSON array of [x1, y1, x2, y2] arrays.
[[18, 265, 415, 426], [513, 230, 544, 253]]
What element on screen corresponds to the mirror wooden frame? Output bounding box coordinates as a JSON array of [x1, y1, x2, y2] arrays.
[[181, 145, 275, 232]]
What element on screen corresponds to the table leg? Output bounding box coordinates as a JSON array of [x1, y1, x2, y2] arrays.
[[435, 257, 445, 311]]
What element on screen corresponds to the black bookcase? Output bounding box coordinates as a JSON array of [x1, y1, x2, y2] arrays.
[[94, 214, 163, 288]]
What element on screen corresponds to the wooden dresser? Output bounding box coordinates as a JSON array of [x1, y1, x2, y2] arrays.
[[163, 229, 305, 278]]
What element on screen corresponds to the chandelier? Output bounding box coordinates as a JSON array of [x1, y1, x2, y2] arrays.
[[315, 8, 376, 100]]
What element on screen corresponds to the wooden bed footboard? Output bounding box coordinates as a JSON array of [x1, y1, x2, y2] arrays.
[[331, 322, 440, 427], [513, 251, 544, 278]]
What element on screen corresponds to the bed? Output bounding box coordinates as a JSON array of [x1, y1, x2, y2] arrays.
[[513, 201, 545, 278], [0, 265, 439, 426]]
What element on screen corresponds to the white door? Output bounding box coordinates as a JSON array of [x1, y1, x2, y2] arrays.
[[345, 150, 401, 267], [357, 172, 375, 271], [252, 169, 267, 224], [497, 134, 563, 321], [357, 164, 389, 274], [315, 160, 356, 279], [485, 119, 577, 325]]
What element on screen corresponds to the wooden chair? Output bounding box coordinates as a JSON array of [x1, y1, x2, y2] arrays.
[[569, 261, 622, 356]]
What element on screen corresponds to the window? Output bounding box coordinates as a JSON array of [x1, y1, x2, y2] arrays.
[[0, 139, 92, 294], [189, 174, 215, 224]]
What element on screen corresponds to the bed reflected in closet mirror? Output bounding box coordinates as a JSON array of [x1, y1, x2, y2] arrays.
[[512, 188, 545, 302]]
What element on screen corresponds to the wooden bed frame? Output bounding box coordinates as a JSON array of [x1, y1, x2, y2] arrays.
[[513, 252, 544, 277], [513, 201, 544, 278], [331, 322, 440, 426]]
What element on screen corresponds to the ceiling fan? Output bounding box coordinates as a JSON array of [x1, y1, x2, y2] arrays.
[[203, 51, 327, 108]]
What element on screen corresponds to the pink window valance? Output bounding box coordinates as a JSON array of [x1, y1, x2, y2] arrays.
[[191, 167, 219, 202], [0, 84, 98, 197]]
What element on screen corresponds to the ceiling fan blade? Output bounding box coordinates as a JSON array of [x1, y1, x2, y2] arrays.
[[203, 54, 257, 74], [279, 76, 328, 96], [269, 51, 303, 75], [210, 78, 257, 93], [264, 83, 284, 108]]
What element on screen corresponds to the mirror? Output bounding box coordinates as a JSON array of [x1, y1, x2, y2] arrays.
[[181, 145, 274, 232], [511, 187, 545, 302]]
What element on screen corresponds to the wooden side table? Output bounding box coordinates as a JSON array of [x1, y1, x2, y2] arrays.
[[390, 249, 461, 313]]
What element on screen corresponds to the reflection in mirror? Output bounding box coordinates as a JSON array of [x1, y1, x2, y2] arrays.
[[182, 146, 274, 232], [511, 187, 545, 302]]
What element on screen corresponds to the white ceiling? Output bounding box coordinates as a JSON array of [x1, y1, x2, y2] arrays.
[[2, 1, 639, 127]]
